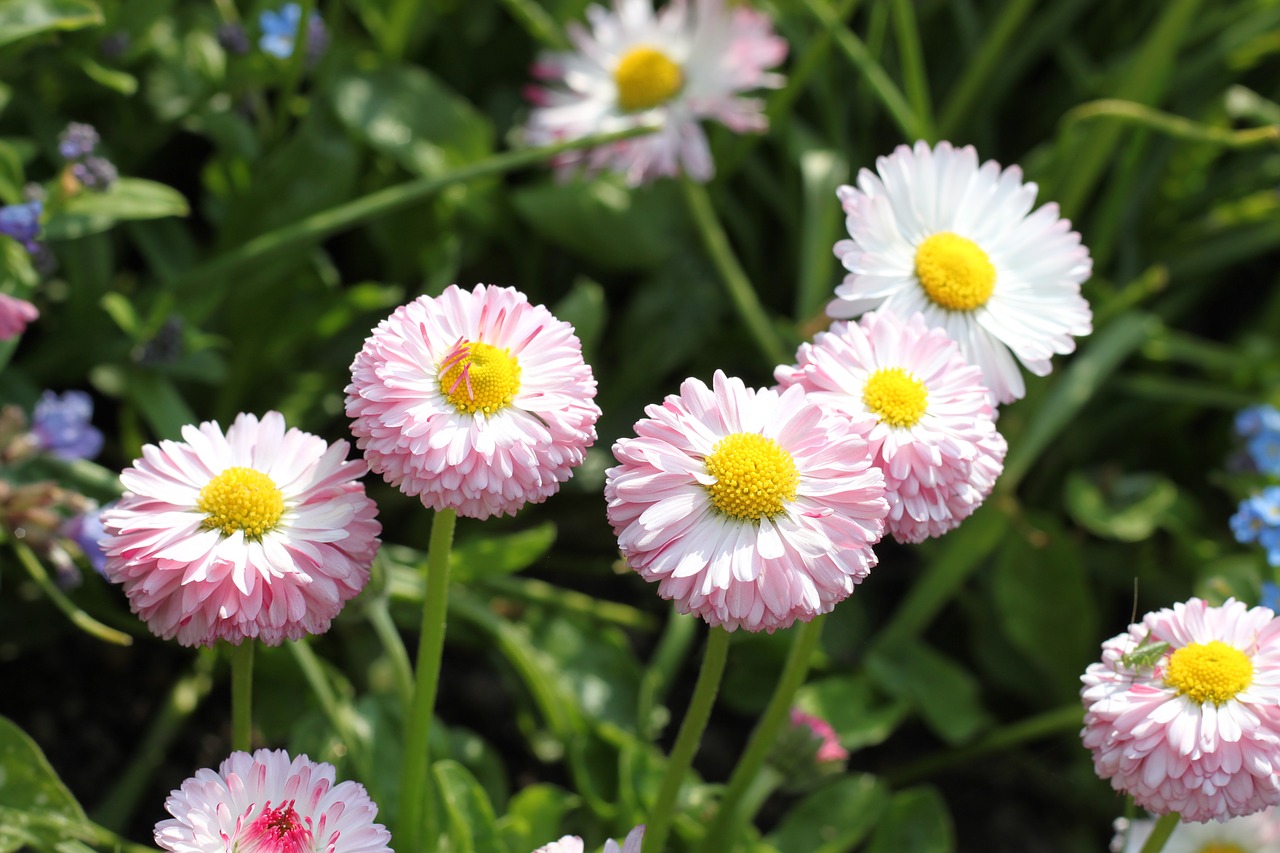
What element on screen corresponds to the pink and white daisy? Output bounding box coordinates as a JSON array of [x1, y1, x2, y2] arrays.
[[346, 284, 600, 520], [605, 371, 887, 632], [101, 412, 380, 647], [1081, 597, 1280, 823], [775, 310, 1006, 543], [0, 293, 38, 340], [827, 140, 1093, 404], [1112, 807, 1280, 853], [524, 0, 786, 185], [533, 826, 644, 853], [155, 749, 392, 853]]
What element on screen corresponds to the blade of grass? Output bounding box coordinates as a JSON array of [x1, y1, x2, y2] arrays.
[[938, 0, 1037, 137], [889, 0, 935, 141]]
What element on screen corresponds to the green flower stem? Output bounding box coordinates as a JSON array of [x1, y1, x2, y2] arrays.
[[680, 178, 790, 367], [799, 0, 928, 141], [883, 704, 1083, 787], [398, 507, 458, 853], [173, 125, 658, 301], [1061, 99, 1280, 149], [91, 647, 217, 830], [229, 640, 254, 753], [1139, 812, 1181, 853], [698, 616, 824, 853], [288, 639, 376, 783], [643, 626, 732, 853], [11, 540, 132, 646], [365, 593, 416, 720], [888, 0, 935, 142]]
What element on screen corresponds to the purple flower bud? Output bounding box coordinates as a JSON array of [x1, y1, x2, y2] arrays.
[[217, 22, 250, 56], [58, 122, 99, 161], [71, 156, 118, 191], [61, 507, 109, 575], [0, 201, 42, 244]]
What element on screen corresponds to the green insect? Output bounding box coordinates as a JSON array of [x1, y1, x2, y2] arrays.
[[1119, 632, 1170, 671]]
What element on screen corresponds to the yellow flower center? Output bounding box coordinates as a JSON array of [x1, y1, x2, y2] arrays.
[[704, 433, 799, 521], [862, 367, 929, 428], [1164, 640, 1253, 705], [914, 232, 997, 311], [1195, 845, 1247, 853], [438, 340, 522, 416], [197, 467, 285, 541], [614, 45, 684, 112]]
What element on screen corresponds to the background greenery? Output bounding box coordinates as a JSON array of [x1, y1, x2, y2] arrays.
[[2, 0, 1280, 850]]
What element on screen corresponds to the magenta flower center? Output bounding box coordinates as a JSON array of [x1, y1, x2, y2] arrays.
[[1164, 640, 1253, 705], [197, 467, 285, 541], [614, 45, 684, 112], [438, 340, 522, 416], [236, 802, 313, 853], [914, 232, 996, 311], [704, 432, 798, 521], [862, 367, 928, 428]]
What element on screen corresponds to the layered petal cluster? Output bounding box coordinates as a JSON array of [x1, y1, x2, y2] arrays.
[[533, 826, 643, 853], [101, 412, 380, 647], [1113, 807, 1280, 853], [346, 284, 600, 520], [1080, 598, 1280, 822], [524, 0, 786, 184], [605, 371, 887, 632], [155, 749, 392, 853], [776, 310, 1005, 543], [827, 140, 1093, 404]]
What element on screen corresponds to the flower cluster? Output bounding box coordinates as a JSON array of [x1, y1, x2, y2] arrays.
[[58, 122, 117, 191], [258, 3, 328, 63], [31, 390, 104, 461], [0, 201, 44, 255], [1230, 404, 1280, 567]]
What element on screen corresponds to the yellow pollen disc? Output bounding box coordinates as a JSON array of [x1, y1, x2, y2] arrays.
[[914, 232, 997, 311], [197, 467, 285, 541], [704, 433, 799, 521], [1164, 641, 1253, 705], [614, 46, 684, 112], [862, 367, 929, 428], [438, 341, 522, 416]]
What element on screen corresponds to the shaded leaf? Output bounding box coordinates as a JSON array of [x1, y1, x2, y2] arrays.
[[866, 639, 991, 746], [0, 0, 102, 48], [765, 774, 889, 853], [864, 786, 954, 853], [43, 179, 190, 241]]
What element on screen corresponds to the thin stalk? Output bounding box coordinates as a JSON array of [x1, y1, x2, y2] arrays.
[[498, 0, 570, 49], [173, 124, 658, 298], [681, 178, 790, 367], [11, 540, 132, 646], [889, 0, 935, 141], [698, 617, 825, 853], [800, 0, 926, 140], [938, 0, 1036, 137], [398, 508, 458, 853], [272, 0, 315, 142], [884, 704, 1082, 787], [1139, 812, 1181, 853], [643, 627, 731, 853], [1061, 99, 1280, 149], [381, 0, 422, 60], [288, 639, 376, 782], [229, 640, 254, 752], [365, 594, 415, 720]]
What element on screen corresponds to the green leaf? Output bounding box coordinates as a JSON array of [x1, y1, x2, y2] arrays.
[[496, 784, 578, 853], [794, 675, 910, 752], [866, 638, 991, 746], [765, 774, 889, 853], [451, 523, 557, 581], [0, 0, 103, 48], [434, 760, 511, 853], [989, 512, 1097, 696], [331, 65, 494, 177], [0, 140, 23, 204], [0, 716, 91, 853], [511, 179, 689, 271], [1065, 470, 1179, 542], [43, 179, 190, 240], [864, 786, 954, 853]]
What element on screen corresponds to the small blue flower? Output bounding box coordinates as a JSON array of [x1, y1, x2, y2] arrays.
[[57, 122, 99, 160], [1261, 581, 1280, 613], [258, 3, 325, 60], [1248, 429, 1280, 476], [0, 201, 42, 245], [61, 507, 108, 575], [1235, 404, 1280, 439], [31, 390, 104, 460], [1234, 487, 1280, 567]]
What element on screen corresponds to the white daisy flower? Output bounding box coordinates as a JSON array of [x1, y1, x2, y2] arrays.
[[827, 140, 1093, 404], [524, 0, 787, 185]]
